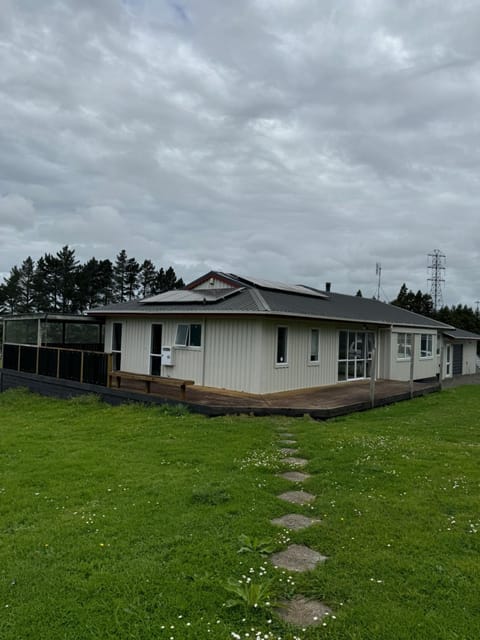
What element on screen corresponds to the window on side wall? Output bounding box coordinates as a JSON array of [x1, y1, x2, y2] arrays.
[[310, 329, 319, 362], [175, 323, 202, 348], [420, 334, 433, 358], [397, 333, 412, 360], [276, 327, 288, 365]]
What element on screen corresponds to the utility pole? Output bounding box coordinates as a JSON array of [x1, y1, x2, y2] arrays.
[[427, 250, 446, 311]]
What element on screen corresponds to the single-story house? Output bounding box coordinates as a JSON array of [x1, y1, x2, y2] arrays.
[[86, 271, 478, 394]]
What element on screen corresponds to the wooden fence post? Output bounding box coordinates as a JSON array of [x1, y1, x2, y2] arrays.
[[369, 346, 377, 408], [409, 334, 416, 398], [106, 353, 113, 388]]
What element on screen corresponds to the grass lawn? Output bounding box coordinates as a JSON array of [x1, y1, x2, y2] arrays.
[[0, 387, 479, 639]]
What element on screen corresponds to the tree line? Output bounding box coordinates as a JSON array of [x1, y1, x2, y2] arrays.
[[391, 283, 480, 334], [0, 246, 184, 314]]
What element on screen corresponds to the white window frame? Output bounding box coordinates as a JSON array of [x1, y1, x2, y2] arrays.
[[397, 333, 412, 360], [276, 326, 288, 366], [309, 328, 320, 364], [420, 334, 433, 359], [174, 323, 202, 348]]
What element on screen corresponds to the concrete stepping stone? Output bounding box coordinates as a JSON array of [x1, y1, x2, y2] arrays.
[[278, 490, 316, 505], [271, 513, 321, 531], [270, 544, 327, 572], [278, 471, 311, 482], [279, 439, 297, 445], [279, 447, 299, 455], [282, 456, 308, 467], [276, 595, 332, 626], [278, 432, 295, 438]]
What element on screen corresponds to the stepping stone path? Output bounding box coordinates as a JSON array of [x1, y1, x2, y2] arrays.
[[270, 544, 327, 572], [271, 513, 321, 531], [276, 595, 332, 626], [282, 456, 308, 467], [278, 470, 311, 482], [278, 490, 316, 505], [228, 427, 334, 629], [279, 447, 299, 455]]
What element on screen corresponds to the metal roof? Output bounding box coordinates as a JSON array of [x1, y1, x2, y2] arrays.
[[89, 272, 453, 329], [443, 328, 480, 341]]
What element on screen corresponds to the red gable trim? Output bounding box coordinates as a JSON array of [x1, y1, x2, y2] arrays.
[[185, 271, 242, 290]]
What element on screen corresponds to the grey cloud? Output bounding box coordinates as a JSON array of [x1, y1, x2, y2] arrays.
[[0, 0, 479, 303]]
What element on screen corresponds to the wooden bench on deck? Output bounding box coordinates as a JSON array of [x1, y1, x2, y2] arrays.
[[109, 371, 194, 400]]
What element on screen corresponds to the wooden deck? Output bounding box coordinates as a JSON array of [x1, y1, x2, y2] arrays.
[[0, 368, 441, 419], [114, 377, 441, 418]]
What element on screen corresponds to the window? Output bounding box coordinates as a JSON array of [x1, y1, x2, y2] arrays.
[[276, 327, 288, 365], [397, 333, 412, 360], [420, 334, 433, 358], [112, 322, 122, 370], [337, 330, 374, 380], [310, 329, 319, 362], [175, 323, 202, 347]]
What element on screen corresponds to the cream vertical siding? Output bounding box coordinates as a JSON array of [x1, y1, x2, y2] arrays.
[[105, 316, 443, 393], [256, 320, 339, 393], [389, 328, 438, 381], [105, 318, 204, 381], [202, 318, 263, 392], [120, 318, 151, 374], [461, 341, 478, 375], [377, 329, 391, 379]]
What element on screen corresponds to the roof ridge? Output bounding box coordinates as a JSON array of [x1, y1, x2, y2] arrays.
[[249, 287, 271, 312]]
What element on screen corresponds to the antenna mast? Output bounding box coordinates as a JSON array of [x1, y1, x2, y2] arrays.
[[427, 249, 446, 311], [375, 263, 381, 300]]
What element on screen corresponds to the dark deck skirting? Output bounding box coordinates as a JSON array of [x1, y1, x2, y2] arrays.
[[0, 369, 441, 419]]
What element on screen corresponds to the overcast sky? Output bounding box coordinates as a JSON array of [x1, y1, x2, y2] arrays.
[[1, 0, 479, 305]]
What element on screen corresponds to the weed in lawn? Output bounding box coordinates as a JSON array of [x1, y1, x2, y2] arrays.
[[191, 483, 231, 505], [223, 575, 274, 611], [237, 534, 276, 556]]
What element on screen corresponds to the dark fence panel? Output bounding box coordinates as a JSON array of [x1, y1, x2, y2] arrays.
[[59, 350, 82, 382], [38, 348, 59, 378], [83, 352, 108, 386], [3, 344, 108, 388], [19, 346, 37, 374], [3, 344, 19, 370]]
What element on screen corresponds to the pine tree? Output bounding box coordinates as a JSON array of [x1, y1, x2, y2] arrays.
[[125, 257, 140, 301], [0, 266, 22, 313], [56, 245, 79, 313], [113, 250, 128, 303], [17, 257, 36, 313], [139, 259, 157, 298]]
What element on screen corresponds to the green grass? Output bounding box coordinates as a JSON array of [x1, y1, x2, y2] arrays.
[[0, 387, 479, 639]]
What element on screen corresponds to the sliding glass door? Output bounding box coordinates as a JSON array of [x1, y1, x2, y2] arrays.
[[338, 330, 374, 381]]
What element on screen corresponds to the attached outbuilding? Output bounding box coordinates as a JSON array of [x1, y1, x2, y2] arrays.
[[440, 328, 480, 378]]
